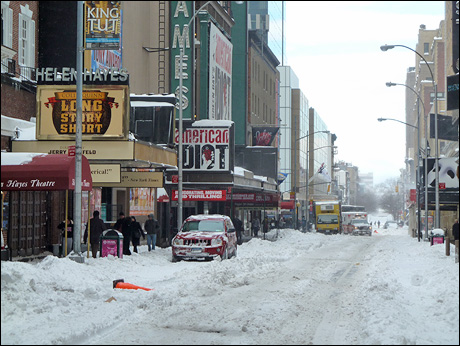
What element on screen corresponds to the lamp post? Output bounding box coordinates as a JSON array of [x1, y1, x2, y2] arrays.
[[381, 44, 440, 229], [385, 81, 427, 241], [295, 130, 330, 229]]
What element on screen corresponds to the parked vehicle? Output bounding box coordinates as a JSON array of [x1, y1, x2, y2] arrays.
[[351, 219, 372, 236], [383, 221, 399, 229], [172, 214, 238, 262], [313, 200, 341, 234]]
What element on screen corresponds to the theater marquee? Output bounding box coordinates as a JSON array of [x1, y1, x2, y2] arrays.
[[36, 85, 129, 140]]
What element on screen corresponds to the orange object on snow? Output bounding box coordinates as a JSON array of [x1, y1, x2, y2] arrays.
[[113, 279, 153, 291], [374, 230, 378, 233]]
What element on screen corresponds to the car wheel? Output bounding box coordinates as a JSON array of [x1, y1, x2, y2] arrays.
[[172, 255, 181, 263], [233, 247, 237, 258]]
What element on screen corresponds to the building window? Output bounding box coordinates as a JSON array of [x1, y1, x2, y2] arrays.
[[423, 42, 429, 55], [1, 2, 13, 48], [18, 4, 35, 80]]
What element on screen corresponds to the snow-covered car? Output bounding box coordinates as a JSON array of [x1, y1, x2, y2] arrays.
[[351, 219, 372, 236], [383, 221, 399, 229], [172, 214, 238, 262]]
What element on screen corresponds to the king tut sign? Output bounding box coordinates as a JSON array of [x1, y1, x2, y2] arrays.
[[36, 85, 129, 140]]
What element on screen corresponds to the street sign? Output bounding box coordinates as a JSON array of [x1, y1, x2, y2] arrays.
[[68, 145, 76, 156], [439, 183, 446, 190]]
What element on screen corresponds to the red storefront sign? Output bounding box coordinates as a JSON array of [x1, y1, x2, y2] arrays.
[[410, 189, 417, 202], [172, 190, 227, 201]]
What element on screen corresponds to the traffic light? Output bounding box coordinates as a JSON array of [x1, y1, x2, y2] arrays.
[[395, 185, 399, 193]]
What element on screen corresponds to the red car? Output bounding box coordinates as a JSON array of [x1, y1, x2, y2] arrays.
[[172, 214, 238, 262]]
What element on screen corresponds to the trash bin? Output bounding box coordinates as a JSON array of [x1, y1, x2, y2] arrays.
[[429, 229, 445, 246], [430, 235, 445, 246], [100, 229, 123, 258]]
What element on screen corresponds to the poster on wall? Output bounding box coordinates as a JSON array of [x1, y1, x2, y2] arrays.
[[129, 188, 155, 216], [91, 9, 123, 71], [84, 1, 121, 50], [208, 22, 232, 120]]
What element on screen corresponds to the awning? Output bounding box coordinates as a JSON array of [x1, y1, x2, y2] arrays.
[[157, 187, 169, 203], [280, 200, 295, 210], [1, 153, 92, 191]]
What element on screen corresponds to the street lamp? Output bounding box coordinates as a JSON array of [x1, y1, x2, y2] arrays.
[[385, 81, 428, 241], [381, 44, 440, 229], [295, 130, 330, 228], [177, 1, 243, 230]]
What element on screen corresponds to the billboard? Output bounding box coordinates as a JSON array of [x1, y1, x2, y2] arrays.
[[175, 127, 231, 171], [85, 1, 121, 50], [208, 22, 233, 120], [422, 157, 459, 190], [37, 85, 129, 140], [429, 113, 459, 141], [252, 127, 279, 146]]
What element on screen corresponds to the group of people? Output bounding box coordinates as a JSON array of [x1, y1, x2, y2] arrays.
[[58, 211, 161, 259], [113, 212, 160, 256]]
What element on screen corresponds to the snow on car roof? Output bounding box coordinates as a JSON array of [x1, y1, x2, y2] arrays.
[[185, 214, 230, 221]]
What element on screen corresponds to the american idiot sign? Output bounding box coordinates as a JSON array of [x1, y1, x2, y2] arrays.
[[175, 127, 230, 171]]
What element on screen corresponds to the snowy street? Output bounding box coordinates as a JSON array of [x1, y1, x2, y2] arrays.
[[1, 221, 459, 345]]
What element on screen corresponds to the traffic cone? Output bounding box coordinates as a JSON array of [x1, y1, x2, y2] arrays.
[[374, 230, 378, 233], [113, 279, 153, 291]]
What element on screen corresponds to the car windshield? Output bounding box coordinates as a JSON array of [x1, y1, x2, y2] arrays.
[[352, 219, 368, 225], [318, 215, 338, 224], [182, 220, 224, 232]]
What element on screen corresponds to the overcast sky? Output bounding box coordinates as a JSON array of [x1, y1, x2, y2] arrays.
[[284, 1, 445, 184]]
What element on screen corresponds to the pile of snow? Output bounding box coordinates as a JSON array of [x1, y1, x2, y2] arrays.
[[1, 222, 458, 345]]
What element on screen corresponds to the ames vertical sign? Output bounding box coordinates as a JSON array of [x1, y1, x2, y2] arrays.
[[170, 1, 193, 119]]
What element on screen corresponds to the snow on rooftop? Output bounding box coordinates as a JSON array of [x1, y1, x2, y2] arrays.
[[192, 119, 234, 127]]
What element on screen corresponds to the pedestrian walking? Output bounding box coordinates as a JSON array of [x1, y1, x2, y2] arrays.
[[58, 217, 73, 257], [301, 216, 307, 232], [453, 219, 459, 241], [377, 220, 380, 228], [129, 216, 145, 253], [232, 217, 243, 245], [113, 211, 125, 232], [263, 216, 269, 234], [252, 216, 260, 237], [84, 210, 107, 258], [121, 216, 132, 255], [144, 213, 160, 251]]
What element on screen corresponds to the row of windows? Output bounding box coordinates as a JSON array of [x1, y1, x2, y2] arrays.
[[251, 92, 276, 124], [251, 56, 276, 97]]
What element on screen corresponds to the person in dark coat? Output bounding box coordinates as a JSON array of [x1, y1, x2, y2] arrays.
[[144, 214, 160, 251], [232, 217, 243, 245], [58, 217, 73, 257], [453, 219, 459, 241], [121, 216, 132, 255], [113, 211, 125, 232], [84, 210, 107, 258], [129, 216, 145, 253]]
